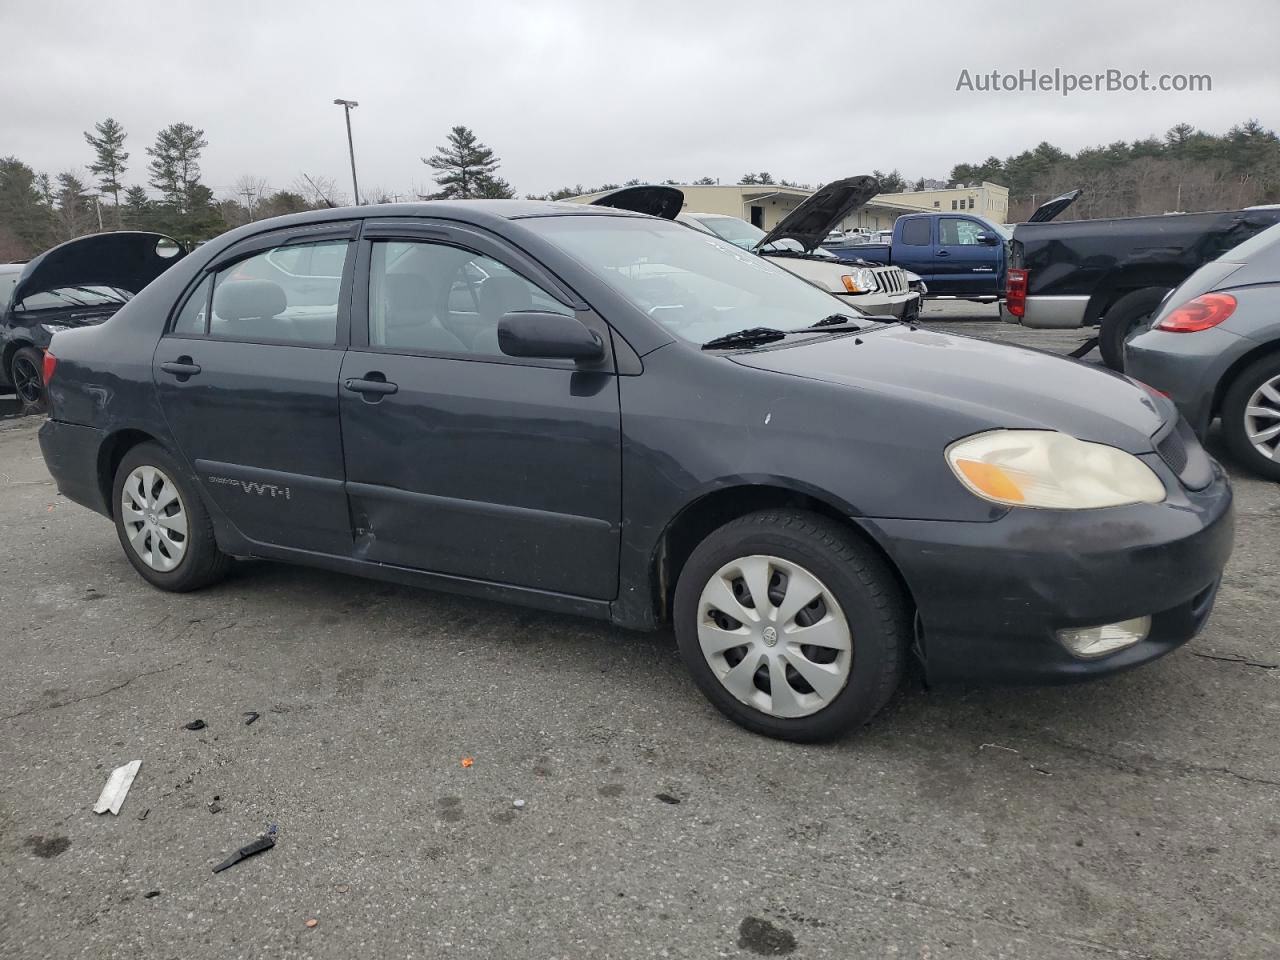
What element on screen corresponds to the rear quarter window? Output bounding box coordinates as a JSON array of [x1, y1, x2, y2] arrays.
[[900, 219, 931, 245]]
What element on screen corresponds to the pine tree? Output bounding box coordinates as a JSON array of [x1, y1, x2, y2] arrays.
[[84, 118, 129, 206], [53, 172, 95, 242], [424, 126, 509, 199], [122, 185, 152, 230], [146, 123, 208, 212], [0, 157, 53, 255]]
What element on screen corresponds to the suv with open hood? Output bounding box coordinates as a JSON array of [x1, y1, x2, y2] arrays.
[[1, 231, 187, 413], [590, 177, 923, 320]]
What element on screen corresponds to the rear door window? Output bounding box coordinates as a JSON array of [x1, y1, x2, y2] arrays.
[[900, 219, 931, 245], [209, 240, 349, 345]]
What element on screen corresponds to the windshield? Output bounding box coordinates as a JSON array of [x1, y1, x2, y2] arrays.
[[0, 273, 18, 313], [16, 285, 132, 311], [693, 217, 835, 258], [528, 216, 871, 344]]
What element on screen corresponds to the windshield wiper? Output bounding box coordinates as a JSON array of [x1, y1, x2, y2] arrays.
[[702, 327, 788, 350], [801, 313, 863, 329]]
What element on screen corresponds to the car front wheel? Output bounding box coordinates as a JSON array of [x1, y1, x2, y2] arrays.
[[673, 510, 910, 742], [1221, 354, 1280, 481], [111, 442, 230, 591]]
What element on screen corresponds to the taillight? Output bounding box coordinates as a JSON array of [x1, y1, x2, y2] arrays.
[[42, 350, 57, 384], [1155, 293, 1237, 333], [1006, 268, 1028, 317]]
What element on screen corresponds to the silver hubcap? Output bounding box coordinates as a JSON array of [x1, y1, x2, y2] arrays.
[[697, 555, 852, 719], [120, 466, 188, 572], [1245, 375, 1280, 461]]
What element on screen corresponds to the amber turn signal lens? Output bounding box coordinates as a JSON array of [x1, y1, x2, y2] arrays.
[[954, 459, 1024, 502]]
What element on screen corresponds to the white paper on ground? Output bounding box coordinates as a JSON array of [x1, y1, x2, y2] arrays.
[[93, 760, 141, 815]]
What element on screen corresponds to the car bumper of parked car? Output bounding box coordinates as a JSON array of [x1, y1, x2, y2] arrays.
[[839, 289, 920, 319], [864, 465, 1234, 686], [39, 419, 111, 517], [1125, 325, 1258, 437]]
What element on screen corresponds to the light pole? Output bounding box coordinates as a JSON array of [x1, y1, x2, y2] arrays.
[[333, 98, 360, 206]]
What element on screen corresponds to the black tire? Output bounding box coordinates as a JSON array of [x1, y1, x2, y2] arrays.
[[10, 346, 48, 416], [111, 442, 231, 591], [1220, 354, 1280, 481], [1099, 287, 1171, 371], [672, 510, 910, 742]]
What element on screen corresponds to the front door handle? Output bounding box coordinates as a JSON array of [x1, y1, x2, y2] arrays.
[[343, 377, 399, 397], [935, 250, 950, 257], [160, 358, 202, 378]]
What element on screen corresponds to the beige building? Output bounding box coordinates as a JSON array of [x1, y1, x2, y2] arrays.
[[568, 184, 923, 233], [569, 180, 1010, 232], [874, 181, 1010, 225]]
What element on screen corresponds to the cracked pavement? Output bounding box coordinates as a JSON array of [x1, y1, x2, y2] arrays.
[[1, 305, 1278, 959]]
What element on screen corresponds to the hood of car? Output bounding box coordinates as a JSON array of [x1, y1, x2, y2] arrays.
[[1027, 189, 1082, 223], [755, 176, 881, 253], [588, 185, 685, 220], [10, 231, 187, 309], [732, 324, 1168, 452]]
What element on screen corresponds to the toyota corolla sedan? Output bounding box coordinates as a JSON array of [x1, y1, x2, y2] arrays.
[[39, 200, 1234, 741]]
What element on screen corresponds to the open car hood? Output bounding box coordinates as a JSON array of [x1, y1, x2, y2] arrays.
[[754, 176, 880, 253], [588, 185, 685, 220], [10, 231, 187, 308], [1027, 189, 1082, 223]]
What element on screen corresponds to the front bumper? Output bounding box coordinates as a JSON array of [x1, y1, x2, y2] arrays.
[[838, 289, 920, 319], [865, 461, 1234, 685], [39, 418, 111, 517]]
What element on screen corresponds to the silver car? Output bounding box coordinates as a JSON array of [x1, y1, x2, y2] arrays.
[[1127, 222, 1280, 480]]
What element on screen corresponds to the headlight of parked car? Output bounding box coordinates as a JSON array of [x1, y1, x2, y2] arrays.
[[841, 268, 878, 294], [946, 429, 1166, 509], [41, 323, 70, 335]]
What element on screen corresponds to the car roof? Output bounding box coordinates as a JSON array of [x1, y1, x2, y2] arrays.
[[241, 199, 649, 233]]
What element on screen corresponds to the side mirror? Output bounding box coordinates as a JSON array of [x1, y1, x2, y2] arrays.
[[975, 232, 999, 245], [498, 311, 605, 361]]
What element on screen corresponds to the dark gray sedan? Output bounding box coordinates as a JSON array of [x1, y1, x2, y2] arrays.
[[38, 200, 1233, 741], [1128, 223, 1280, 481]]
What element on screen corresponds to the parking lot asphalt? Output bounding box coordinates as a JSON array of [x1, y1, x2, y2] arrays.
[[2, 303, 1278, 960]]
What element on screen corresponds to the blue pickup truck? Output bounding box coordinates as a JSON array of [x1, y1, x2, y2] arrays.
[[825, 212, 1009, 300]]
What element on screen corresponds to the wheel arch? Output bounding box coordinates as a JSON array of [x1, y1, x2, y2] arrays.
[[1211, 337, 1280, 421], [1083, 269, 1185, 327], [97, 428, 165, 519], [647, 482, 917, 627]]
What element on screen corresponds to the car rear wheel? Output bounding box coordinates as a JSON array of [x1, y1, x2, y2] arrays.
[[112, 442, 231, 591], [10, 346, 48, 415], [673, 510, 910, 742], [1099, 287, 1171, 371], [1221, 354, 1280, 481]]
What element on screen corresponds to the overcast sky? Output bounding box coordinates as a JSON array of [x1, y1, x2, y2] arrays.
[[3, 0, 1277, 201]]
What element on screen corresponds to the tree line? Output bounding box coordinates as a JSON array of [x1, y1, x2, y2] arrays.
[[5, 117, 1278, 260], [948, 119, 1280, 220]]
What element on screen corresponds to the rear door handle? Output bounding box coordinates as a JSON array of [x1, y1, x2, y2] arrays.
[[343, 377, 398, 397], [160, 360, 202, 377]]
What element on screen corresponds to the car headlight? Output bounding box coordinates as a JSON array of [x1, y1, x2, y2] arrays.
[[841, 268, 878, 294], [41, 323, 69, 335], [946, 429, 1166, 509]]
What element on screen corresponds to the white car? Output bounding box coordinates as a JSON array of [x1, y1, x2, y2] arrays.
[[591, 178, 923, 320]]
